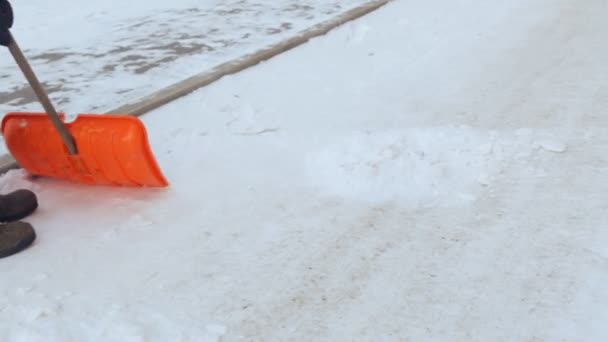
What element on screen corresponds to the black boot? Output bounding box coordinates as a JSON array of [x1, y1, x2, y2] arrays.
[[0, 189, 38, 259], [0, 189, 38, 222], [0, 221, 35, 258]]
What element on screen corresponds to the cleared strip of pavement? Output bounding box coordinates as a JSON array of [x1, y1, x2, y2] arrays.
[[0, 0, 390, 174]]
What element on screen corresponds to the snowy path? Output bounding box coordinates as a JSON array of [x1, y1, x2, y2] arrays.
[[2, 0, 608, 341]]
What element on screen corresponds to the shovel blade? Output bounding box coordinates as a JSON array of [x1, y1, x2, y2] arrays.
[[1, 113, 169, 187]]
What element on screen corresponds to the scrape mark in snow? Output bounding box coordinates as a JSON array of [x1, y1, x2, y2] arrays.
[[236, 128, 281, 136], [226, 103, 280, 136]]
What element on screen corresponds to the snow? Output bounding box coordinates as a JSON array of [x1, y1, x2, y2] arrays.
[[0, 0, 369, 115], [2, 0, 608, 341]]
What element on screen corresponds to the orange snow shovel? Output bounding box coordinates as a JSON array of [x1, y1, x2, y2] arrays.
[[1, 32, 168, 187]]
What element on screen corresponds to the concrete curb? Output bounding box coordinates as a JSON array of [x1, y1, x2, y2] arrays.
[[0, 0, 390, 174]]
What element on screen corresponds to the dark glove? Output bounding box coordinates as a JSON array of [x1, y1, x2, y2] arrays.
[[0, 0, 13, 47]]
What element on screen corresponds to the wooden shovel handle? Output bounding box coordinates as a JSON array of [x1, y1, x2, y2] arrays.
[[6, 32, 78, 155]]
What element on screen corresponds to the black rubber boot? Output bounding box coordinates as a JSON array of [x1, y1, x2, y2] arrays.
[[0, 189, 38, 258], [0, 221, 35, 258], [0, 189, 38, 222]]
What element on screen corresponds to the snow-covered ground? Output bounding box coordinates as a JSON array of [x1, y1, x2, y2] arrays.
[[0, 0, 369, 115], [2, 0, 608, 341]]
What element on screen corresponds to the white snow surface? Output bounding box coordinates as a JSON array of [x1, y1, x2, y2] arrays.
[[0, 0, 369, 114], [2, 0, 608, 341]]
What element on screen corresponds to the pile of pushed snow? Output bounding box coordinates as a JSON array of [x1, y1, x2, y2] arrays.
[[307, 126, 566, 206]]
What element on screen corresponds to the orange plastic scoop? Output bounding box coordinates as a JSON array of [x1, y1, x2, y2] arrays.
[[2, 28, 168, 187], [2, 113, 168, 187]]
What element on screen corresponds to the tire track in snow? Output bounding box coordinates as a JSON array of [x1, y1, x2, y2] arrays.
[[236, 202, 413, 338]]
